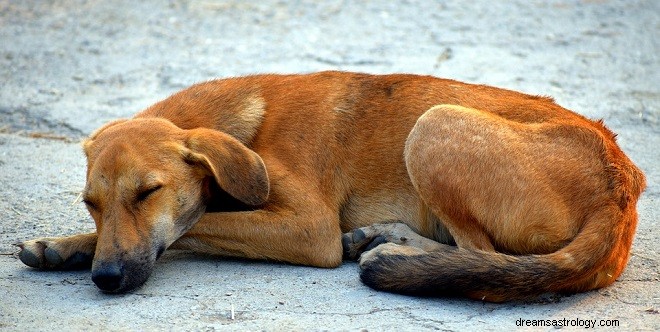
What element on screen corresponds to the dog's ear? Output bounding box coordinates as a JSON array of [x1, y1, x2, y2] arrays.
[[182, 128, 270, 206]]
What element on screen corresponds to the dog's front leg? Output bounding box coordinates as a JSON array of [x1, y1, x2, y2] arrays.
[[171, 207, 344, 268], [17, 233, 97, 270]]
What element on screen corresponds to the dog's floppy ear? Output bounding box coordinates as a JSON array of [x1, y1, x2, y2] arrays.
[[182, 128, 270, 206]]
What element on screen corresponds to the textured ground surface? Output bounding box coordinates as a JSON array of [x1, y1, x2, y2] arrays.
[[1, 0, 658, 330]]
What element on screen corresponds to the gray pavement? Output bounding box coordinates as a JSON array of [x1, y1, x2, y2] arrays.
[[1, 0, 658, 330]]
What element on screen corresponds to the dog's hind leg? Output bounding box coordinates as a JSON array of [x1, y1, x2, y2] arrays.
[[17, 233, 97, 270]]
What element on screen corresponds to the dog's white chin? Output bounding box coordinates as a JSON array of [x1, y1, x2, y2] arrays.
[[154, 204, 206, 248]]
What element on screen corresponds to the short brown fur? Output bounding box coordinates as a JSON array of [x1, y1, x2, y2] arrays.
[[18, 71, 645, 300]]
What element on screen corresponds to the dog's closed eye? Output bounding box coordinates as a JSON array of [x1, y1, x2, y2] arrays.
[[136, 185, 162, 203]]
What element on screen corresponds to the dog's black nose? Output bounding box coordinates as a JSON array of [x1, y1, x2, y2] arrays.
[[92, 262, 123, 292]]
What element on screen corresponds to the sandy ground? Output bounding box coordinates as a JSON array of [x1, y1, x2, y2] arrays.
[[1, 0, 658, 330]]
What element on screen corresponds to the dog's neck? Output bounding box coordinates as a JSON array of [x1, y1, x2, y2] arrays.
[[137, 80, 266, 146]]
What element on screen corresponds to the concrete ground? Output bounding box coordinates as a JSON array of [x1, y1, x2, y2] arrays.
[[1, 0, 658, 330]]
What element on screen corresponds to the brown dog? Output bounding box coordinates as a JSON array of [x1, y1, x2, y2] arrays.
[[17, 71, 645, 301]]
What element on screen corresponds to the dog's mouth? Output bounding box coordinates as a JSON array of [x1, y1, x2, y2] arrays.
[[91, 243, 165, 293]]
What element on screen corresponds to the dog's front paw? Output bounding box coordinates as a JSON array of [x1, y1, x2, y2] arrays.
[[16, 237, 93, 270], [17, 239, 62, 269]]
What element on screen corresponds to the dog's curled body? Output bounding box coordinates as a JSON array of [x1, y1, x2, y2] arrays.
[[18, 71, 645, 301]]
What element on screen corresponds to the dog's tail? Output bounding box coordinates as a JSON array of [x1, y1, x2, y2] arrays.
[[360, 190, 644, 302]]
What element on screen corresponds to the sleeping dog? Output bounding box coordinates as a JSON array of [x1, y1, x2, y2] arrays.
[[17, 71, 645, 301]]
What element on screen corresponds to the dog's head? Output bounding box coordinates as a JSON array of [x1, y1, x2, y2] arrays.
[[81, 117, 269, 292]]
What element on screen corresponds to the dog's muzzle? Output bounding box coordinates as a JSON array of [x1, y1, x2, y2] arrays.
[[91, 258, 155, 293]]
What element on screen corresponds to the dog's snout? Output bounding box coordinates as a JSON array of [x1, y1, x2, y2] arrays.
[[92, 262, 123, 292]]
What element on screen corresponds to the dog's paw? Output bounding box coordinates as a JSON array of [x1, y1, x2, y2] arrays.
[[16, 239, 62, 269], [16, 238, 93, 270], [343, 222, 439, 260]]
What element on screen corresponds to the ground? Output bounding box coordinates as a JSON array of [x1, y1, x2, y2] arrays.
[[0, 0, 658, 330]]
